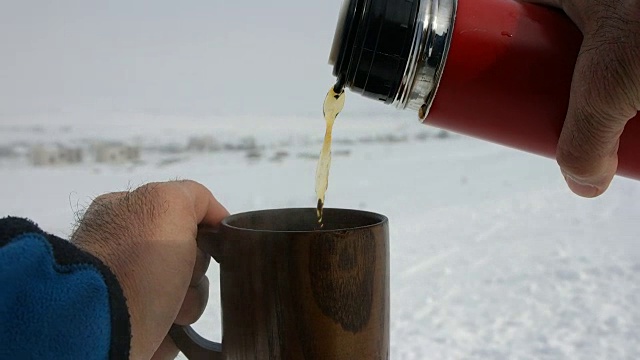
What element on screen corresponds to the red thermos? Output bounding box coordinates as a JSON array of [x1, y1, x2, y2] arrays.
[[328, 0, 640, 179]]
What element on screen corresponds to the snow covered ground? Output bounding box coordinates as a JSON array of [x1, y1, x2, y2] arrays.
[[1, 114, 639, 359]]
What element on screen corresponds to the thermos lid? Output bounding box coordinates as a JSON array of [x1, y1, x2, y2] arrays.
[[329, 0, 420, 103]]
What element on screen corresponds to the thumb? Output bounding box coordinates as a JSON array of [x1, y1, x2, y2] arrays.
[[558, 23, 640, 198]]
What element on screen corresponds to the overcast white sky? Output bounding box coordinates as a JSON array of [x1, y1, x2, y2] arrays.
[[0, 0, 392, 120]]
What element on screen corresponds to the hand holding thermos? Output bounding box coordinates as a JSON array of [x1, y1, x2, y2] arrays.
[[331, 0, 640, 198], [525, 0, 640, 197]]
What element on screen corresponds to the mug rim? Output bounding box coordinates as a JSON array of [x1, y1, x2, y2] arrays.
[[221, 207, 388, 234]]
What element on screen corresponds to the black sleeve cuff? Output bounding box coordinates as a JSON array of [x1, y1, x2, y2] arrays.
[[0, 216, 131, 360]]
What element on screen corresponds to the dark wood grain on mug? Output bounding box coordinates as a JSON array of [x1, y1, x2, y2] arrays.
[[213, 209, 389, 360], [309, 231, 376, 333]]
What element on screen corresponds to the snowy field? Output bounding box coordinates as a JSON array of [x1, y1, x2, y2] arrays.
[[1, 114, 639, 359]]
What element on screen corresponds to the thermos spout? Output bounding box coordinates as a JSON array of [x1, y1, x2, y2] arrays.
[[329, 0, 457, 119]]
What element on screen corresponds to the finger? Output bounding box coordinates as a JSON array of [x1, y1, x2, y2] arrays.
[[175, 276, 210, 326], [557, 30, 640, 197], [175, 180, 230, 227], [150, 335, 180, 360], [191, 248, 211, 287]]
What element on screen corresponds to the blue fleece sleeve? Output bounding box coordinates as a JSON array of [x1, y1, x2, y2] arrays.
[[0, 217, 131, 360]]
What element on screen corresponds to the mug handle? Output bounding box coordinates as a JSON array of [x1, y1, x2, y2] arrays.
[[169, 227, 224, 360]]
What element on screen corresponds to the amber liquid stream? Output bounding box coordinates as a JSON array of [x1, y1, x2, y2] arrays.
[[315, 85, 345, 227]]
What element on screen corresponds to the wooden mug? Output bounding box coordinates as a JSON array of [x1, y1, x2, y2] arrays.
[[169, 208, 389, 360]]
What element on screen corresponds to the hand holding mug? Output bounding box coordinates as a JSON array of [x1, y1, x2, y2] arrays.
[[71, 180, 229, 359]]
